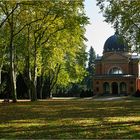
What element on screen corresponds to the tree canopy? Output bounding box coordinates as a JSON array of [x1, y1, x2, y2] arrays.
[[0, 0, 89, 101], [97, 0, 140, 53]]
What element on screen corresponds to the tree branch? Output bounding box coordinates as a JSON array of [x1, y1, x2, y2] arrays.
[[41, 26, 66, 45], [0, 3, 19, 28], [13, 16, 46, 37], [50, 64, 61, 92], [13, 7, 53, 37]]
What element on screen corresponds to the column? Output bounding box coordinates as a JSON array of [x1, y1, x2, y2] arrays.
[[118, 82, 120, 96], [110, 83, 112, 94]]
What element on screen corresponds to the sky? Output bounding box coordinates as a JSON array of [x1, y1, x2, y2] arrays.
[[84, 0, 115, 56]]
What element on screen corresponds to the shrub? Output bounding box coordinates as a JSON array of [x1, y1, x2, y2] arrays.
[[133, 89, 140, 97], [80, 90, 94, 98]]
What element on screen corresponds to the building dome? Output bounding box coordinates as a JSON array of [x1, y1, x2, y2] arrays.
[[103, 35, 128, 53]]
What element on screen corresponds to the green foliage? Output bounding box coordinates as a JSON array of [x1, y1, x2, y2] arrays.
[[0, 0, 89, 99], [0, 27, 9, 67], [97, 0, 140, 53], [84, 46, 96, 90], [0, 80, 6, 93], [88, 46, 96, 74]]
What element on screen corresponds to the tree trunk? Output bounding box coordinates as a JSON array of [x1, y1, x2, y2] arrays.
[[0, 67, 2, 95], [50, 64, 61, 98], [26, 26, 31, 99], [30, 70, 37, 101], [9, 13, 17, 103], [47, 83, 52, 98], [30, 79, 37, 101], [39, 65, 45, 99], [25, 54, 31, 99], [45, 74, 51, 98], [10, 41, 17, 102], [31, 34, 37, 101], [39, 75, 44, 99]]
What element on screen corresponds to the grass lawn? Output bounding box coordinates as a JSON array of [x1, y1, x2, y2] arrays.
[[0, 98, 140, 139]]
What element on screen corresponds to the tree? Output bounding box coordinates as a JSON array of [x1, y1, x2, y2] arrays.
[[0, 1, 39, 102], [86, 46, 96, 90], [97, 0, 140, 53], [88, 46, 96, 75], [27, 0, 88, 99], [0, 0, 89, 101], [39, 21, 88, 98], [0, 1, 19, 102]]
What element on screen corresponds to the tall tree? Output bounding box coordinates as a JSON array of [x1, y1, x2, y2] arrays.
[[0, 0, 89, 101], [88, 46, 96, 74], [97, 0, 140, 53], [29, 0, 88, 99], [86, 46, 96, 90], [1, 2, 18, 102]]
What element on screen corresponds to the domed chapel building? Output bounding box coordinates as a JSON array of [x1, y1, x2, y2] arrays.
[[93, 34, 140, 95]]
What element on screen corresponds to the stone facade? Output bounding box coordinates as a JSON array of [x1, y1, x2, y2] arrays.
[[93, 35, 140, 95]]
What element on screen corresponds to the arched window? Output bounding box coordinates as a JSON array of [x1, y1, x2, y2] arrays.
[[103, 82, 110, 94], [109, 67, 123, 75], [120, 82, 127, 93], [112, 82, 118, 94]]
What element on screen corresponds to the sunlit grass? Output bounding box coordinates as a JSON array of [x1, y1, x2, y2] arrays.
[[0, 98, 140, 139]]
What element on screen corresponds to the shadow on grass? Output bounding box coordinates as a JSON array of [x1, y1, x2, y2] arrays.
[[0, 99, 140, 139]]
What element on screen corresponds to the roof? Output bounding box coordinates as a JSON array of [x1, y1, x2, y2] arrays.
[[93, 74, 136, 79], [103, 35, 128, 53], [131, 55, 140, 60]]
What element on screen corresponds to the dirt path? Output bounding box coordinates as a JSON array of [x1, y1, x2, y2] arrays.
[[92, 96, 127, 101], [0, 96, 129, 103]]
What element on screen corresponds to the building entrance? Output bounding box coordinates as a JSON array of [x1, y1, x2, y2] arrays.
[[112, 82, 118, 94], [103, 82, 110, 94]]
